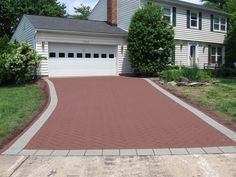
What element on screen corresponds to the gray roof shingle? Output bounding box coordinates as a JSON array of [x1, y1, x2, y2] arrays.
[[25, 15, 127, 36]]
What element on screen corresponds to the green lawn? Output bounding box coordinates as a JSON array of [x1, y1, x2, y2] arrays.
[[0, 83, 45, 146], [168, 78, 236, 122]]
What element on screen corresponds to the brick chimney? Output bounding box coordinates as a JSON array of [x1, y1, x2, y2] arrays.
[[107, 0, 117, 26]]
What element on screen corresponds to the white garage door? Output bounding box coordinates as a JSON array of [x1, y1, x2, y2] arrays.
[[48, 43, 117, 77]]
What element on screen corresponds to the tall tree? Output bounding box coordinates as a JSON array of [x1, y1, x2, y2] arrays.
[[0, 0, 66, 37], [202, 0, 227, 9], [73, 4, 91, 20]]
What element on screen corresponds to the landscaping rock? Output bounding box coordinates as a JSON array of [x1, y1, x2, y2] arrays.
[[179, 76, 190, 83], [176, 82, 189, 86], [167, 81, 177, 86], [188, 82, 206, 87]]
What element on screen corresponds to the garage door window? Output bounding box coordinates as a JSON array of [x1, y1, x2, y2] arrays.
[[77, 53, 83, 58], [94, 53, 99, 58], [49, 52, 56, 58], [85, 53, 91, 58], [59, 53, 65, 58], [109, 54, 114, 58], [68, 53, 74, 58], [101, 54, 107, 58]]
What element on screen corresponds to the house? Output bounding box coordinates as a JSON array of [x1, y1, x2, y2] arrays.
[[12, 0, 229, 77]]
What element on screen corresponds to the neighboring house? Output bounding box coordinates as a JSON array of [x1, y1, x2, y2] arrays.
[[12, 0, 229, 77]]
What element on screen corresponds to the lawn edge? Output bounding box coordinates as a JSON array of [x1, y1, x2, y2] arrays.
[[0, 78, 50, 154], [151, 79, 236, 133]]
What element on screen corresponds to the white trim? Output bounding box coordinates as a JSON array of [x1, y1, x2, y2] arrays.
[[190, 11, 199, 29], [213, 16, 227, 32], [163, 6, 173, 25]]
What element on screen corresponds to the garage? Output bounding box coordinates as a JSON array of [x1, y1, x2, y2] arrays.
[[48, 43, 117, 77]]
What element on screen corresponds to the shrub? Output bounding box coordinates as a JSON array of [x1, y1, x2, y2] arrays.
[[0, 42, 44, 85], [216, 66, 236, 77], [127, 2, 175, 75], [182, 67, 212, 82], [160, 69, 183, 82]]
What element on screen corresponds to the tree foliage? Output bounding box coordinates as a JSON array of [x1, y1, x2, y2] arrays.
[[0, 0, 66, 37], [127, 2, 175, 75], [73, 4, 91, 20]]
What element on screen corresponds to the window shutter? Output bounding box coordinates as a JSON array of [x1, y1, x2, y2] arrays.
[[187, 10, 190, 28], [172, 7, 176, 27], [210, 15, 214, 31], [227, 18, 230, 32], [208, 45, 211, 64], [199, 12, 202, 30]]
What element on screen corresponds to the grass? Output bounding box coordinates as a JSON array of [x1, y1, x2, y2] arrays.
[[167, 78, 236, 122], [0, 83, 45, 146]]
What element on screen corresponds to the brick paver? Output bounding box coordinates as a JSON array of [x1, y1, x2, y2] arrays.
[[25, 77, 236, 150]]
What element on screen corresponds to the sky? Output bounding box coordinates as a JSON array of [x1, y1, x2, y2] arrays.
[[59, 0, 203, 15]]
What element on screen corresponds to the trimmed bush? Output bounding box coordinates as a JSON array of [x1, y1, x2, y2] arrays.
[[128, 2, 175, 75]]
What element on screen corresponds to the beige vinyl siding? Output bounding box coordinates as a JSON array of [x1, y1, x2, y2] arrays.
[[198, 43, 209, 68], [118, 0, 140, 31], [36, 41, 49, 76], [117, 45, 132, 74], [89, 0, 107, 21], [174, 7, 227, 44], [175, 40, 188, 66], [11, 16, 36, 48]]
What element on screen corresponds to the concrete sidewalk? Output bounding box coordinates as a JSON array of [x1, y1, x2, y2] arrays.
[[1, 154, 236, 177]]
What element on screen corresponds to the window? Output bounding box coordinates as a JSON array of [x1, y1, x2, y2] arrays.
[[190, 12, 198, 28], [59, 53, 65, 58], [210, 46, 223, 64], [85, 53, 91, 58], [94, 53, 99, 58], [68, 53, 74, 58], [101, 54, 107, 58], [164, 7, 172, 24], [77, 53, 83, 58], [49, 52, 56, 58], [214, 17, 226, 32], [109, 54, 115, 58]]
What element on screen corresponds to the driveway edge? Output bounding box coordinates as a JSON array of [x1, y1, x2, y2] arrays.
[[144, 78, 236, 143], [2, 78, 58, 155]]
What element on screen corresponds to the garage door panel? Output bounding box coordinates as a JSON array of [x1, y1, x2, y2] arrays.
[[48, 43, 117, 77]]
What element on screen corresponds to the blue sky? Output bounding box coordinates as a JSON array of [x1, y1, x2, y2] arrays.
[[59, 0, 202, 14]]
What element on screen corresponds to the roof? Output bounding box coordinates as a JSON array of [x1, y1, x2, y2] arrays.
[[156, 0, 229, 16], [24, 15, 127, 36]]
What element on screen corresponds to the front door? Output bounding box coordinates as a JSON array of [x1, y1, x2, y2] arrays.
[[189, 43, 198, 67]]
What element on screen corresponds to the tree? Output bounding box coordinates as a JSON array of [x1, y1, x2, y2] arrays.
[[202, 0, 226, 9], [0, 0, 66, 37], [127, 2, 175, 75], [225, 12, 236, 66], [73, 4, 91, 20]]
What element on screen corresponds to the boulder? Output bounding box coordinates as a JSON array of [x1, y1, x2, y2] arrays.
[[179, 76, 190, 83], [167, 81, 177, 86]]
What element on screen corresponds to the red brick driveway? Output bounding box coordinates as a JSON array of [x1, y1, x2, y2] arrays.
[[26, 77, 235, 150]]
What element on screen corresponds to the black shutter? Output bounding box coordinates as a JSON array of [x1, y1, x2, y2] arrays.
[[199, 12, 202, 30], [172, 7, 176, 27], [227, 18, 230, 32], [208, 45, 211, 64], [210, 15, 214, 31], [187, 10, 190, 28]]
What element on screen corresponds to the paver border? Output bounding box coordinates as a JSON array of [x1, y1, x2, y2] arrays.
[[2, 77, 236, 157], [144, 79, 236, 143]]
